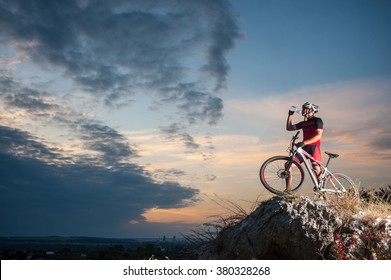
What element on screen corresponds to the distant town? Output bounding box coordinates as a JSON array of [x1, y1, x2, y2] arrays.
[[0, 236, 198, 260]]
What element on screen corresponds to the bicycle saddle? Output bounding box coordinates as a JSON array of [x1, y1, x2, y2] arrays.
[[325, 152, 339, 158]]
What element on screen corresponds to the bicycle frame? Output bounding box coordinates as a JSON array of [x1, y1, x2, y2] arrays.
[[294, 147, 327, 190], [291, 144, 350, 195], [286, 131, 339, 193]]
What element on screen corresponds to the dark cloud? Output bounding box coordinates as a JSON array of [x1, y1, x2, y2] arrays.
[[0, 74, 58, 113], [74, 119, 138, 166], [159, 83, 224, 126], [151, 168, 187, 183], [205, 174, 217, 182], [370, 136, 391, 150], [0, 126, 64, 161], [367, 129, 391, 150], [366, 116, 391, 150], [0, 74, 199, 237], [5, 89, 55, 112], [0, 0, 241, 125], [160, 123, 200, 150], [199, 0, 242, 92], [0, 125, 198, 237], [0, 72, 138, 167]]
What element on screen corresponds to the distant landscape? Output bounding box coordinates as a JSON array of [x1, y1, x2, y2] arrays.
[[0, 236, 197, 260], [2, 186, 390, 260]]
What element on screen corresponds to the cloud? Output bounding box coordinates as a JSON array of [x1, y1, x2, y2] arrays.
[[0, 125, 199, 237], [0, 0, 241, 125], [70, 119, 139, 166], [0, 72, 137, 166], [0, 0, 242, 237], [0, 69, 56, 112], [0, 125, 64, 162], [160, 123, 200, 150], [0, 71, 201, 237]]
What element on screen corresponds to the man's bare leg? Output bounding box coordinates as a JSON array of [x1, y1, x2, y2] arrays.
[[285, 165, 293, 191], [313, 165, 321, 183]]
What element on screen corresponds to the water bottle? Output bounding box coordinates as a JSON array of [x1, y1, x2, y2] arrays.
[[289, 106, 302, 115]]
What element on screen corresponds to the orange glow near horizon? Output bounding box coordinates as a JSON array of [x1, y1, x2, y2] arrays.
[[142, 206, 221, 224]]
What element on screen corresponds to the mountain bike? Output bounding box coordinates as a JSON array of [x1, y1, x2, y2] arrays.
[[259, 132, 359, 201]]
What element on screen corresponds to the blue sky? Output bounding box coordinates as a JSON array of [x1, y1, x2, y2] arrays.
[[1, 0, 390, 238], [229, 0, 391, 93]]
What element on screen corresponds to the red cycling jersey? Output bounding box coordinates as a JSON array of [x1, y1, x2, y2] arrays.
[[293, 116, 323, 164], [294, 116, 323, 146]]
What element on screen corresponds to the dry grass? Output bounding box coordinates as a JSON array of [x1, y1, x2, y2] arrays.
[[359, 185, 391, 216], [206, 194, 263, 225], [358, 199, 391, 221], [331, 187, 390, 223], [329, 185, 391, 260], [324, 185, 391, 218], [182, 194, 262, 246]]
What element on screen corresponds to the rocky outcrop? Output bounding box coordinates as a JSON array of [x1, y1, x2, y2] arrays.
[[198, 196, 391, 260]]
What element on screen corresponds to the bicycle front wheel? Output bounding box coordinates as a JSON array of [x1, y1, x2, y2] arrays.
[[259, 156, 304, 195], [323, 173, 359, 202]]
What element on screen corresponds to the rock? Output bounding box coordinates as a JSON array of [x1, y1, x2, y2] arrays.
[[198, 196, 391, 260]]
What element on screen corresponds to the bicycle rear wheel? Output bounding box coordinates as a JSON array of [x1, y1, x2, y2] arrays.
[[323, 173, 359, 202], [259, 156, 304, 195]]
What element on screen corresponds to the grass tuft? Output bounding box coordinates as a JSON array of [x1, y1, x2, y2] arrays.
[[182, 194, 262, 247]]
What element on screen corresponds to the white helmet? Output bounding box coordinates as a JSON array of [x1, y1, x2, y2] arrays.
[[302, 102, 319, 113]]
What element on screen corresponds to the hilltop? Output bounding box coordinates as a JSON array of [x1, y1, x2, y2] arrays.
[[195, 193, 391, 260]]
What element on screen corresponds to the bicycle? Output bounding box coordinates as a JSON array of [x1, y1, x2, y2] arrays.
[[259, 131, 359, 201]]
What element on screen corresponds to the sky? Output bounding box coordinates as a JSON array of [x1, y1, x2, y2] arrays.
[[1, 0, 390, 238]]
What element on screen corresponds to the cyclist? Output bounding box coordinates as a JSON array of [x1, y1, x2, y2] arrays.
[[285, 102, 323, 192]]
